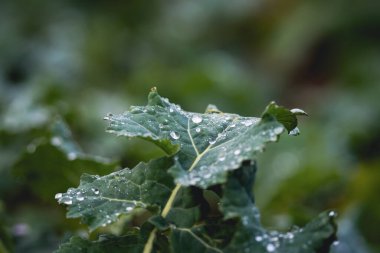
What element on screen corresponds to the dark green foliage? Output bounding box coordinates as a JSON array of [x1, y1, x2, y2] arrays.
[[55, 90, 337, 252]]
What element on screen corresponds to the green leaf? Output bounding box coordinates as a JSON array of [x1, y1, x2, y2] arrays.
[[56, 157, 175, 231], [54, 234, 144, 253], [13, 119, 116, 201], [221, 165, 337, 253], [170, 227, 222, 253], [106, 89, 302, 188]]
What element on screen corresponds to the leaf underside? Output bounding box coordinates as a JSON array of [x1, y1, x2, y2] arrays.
[[56, 89, 337, 253]]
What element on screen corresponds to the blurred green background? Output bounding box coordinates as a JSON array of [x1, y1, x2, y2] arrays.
[[0, 0, 379, 252]]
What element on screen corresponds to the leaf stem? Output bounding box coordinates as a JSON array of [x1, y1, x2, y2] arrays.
[[143, 184, 182, 253], [143, 228, 157, 253]]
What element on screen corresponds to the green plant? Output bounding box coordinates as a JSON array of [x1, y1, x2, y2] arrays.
[[55, 88, 337, 253]]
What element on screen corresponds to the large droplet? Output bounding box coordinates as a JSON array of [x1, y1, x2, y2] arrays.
[[191, 115, 203, 124], [291, 108, 308, 116], [266, 243, 275, 252], [170, 131, 180, 140]]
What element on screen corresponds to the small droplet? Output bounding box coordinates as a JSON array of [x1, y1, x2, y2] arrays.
[[219, 156, 226, 161], [191, 115, 203, 124], [332, 241, 340, 246], [234, 149, 241, 155], [51, 137, 62, 146], [67, 152, 77, 160], [77, 196, 84, 201], [169, 108, 174, 113], [255, 235, 263, 242], [63, 199, 73, 205], [266, 243, 275, 252], [289, 127, 300, 136], [195, 127, 201, 133], [126, 206, 133, 211], [242, 120, 253, 127], [209, 139, 216, 145], [27, 144, 36, 153], [170, 131, 180, 140], [92, 188, 100, 195], [328, 211, 337, 218], [55, 193, 62, 199], [103, 113, 113, 120]]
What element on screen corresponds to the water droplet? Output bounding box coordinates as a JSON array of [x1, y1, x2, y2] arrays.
[[191, 115, 203, 124], [92, 188, 100, 195], [255, 235, 263, 242], [332, 241, 340, 246], [209, 139, 216, 145], [219, 156, 226, 161], [169, 108, 174, 113], [67, 152, 77, 160], [103, 113, 114, 120], [328, 211, 337, 218], [291, 108, 308, 116], [289, 127, 300, 136], [266, 243, 275, 252], [126, 206, 133, 211], [242, 120, 253, 127], [195, 127, 201, 133], [27, 144, 36, 153], [274, 127, 283, 135], [234, 149, 241, 155], [55, 193, 62, 199], [230, 124, 236, 128], [51, 137, 62, 146], [170, 131, 180, 140], [63, 199, 73, 205], [77, 196, 84, 201]]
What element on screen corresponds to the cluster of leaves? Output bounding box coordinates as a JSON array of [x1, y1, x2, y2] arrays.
[[55, 89, 337, 253]]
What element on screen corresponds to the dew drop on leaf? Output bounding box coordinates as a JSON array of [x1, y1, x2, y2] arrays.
[[242, 120, 253, 127], [170, 131, 180, 140], [55, 193, 62, 199], [51, 137, 62, 146], [63, 199, 73, 205], [67, 152, 77, 160], [92, 188, 100, 195], [191, 115, 203, 124], [234, 149, 241, 155], [289, 127, 300, 136], [126, 206, 133, 211], [266, 243, 275, 252], [77, 196, 84, 201], [255, 235, 263, 242], [195, 127, 201, 133]]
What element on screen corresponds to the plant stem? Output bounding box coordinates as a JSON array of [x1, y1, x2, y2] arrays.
[[142, 183, 182, 253]]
